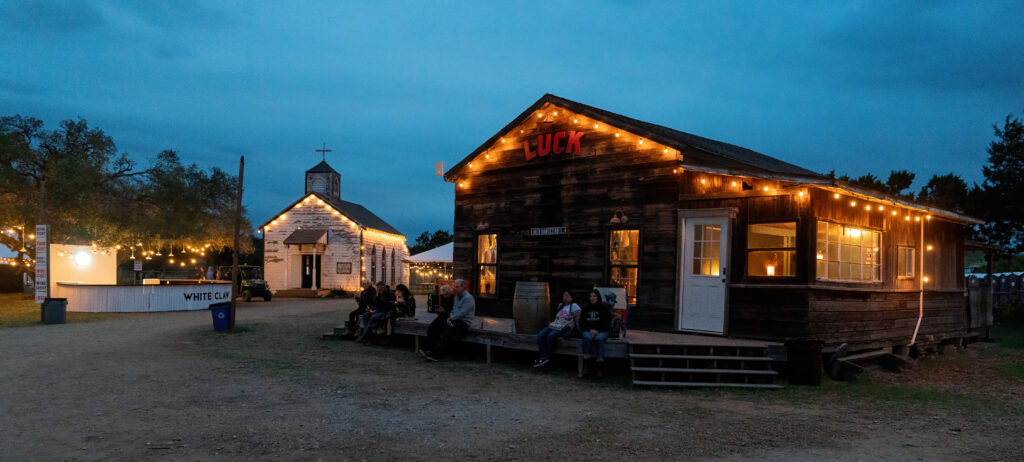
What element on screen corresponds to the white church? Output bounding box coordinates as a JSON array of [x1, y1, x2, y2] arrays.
[[261, 159, 408, 294]]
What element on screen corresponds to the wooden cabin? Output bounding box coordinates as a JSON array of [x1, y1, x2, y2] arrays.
[[443, 94, 983, 351]]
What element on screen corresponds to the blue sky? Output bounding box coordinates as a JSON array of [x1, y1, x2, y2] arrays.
[[2, 1, 1022, 245]]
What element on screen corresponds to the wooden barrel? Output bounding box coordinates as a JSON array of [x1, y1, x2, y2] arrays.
[[513, 281, 550, 334]]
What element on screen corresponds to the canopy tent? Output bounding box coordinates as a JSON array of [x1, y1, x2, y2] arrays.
[[405, 242, 453, 263]]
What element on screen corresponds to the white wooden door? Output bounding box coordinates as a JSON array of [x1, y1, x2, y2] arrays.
[[679, 216, 729, 334]]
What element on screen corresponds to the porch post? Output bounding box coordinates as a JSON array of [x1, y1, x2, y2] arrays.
[[312, 244, 318, 291]]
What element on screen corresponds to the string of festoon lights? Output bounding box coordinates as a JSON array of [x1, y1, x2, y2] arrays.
[[454, 106, 683, 189], [412, 262, 453, 280], [2, 224, 220, 269]]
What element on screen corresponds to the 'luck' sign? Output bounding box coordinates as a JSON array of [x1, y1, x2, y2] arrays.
[[523, 131, 585, 160]]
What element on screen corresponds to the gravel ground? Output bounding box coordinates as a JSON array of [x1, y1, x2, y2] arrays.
[[1, 298, 1021, 461]]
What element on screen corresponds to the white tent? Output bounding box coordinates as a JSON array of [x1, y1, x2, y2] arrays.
[[405, 242, 453, 263]]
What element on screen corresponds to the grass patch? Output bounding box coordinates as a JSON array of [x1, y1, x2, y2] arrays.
[[0, 292, 126, 328], [757, 377, 1024, 417], [998, 362, 1024, 380], [992, 322, 1024, 350]]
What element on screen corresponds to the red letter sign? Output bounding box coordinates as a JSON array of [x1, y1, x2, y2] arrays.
[[566, 131, 584, 155]]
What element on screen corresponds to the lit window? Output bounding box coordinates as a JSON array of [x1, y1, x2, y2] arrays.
[[747, 222, 796, 277], [691, 225, 721, 277], [610, 229, 640, 305], [898, 246, 915, 279], [816, 221, 881, 282], [476, 234, 497, 297]]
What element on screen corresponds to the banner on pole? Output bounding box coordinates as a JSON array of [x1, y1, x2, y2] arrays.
[[34, 224, 48, 303]]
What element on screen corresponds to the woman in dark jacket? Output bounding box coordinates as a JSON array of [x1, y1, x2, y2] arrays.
[[394, 284, 417, 319], [579, 289, 611, 377]]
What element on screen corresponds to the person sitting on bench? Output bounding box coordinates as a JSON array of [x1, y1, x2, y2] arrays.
[[357, 282, 394, 343], [425, 284, 454, 349], [394, 284, 417, 319], [420, 279, 474, 362], [579, 289, 612, 378], [533, 290, 581, 367], [347, 280, 376, 337]]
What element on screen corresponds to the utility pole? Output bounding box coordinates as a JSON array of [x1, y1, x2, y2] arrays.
[[230, 156, 244, 330]]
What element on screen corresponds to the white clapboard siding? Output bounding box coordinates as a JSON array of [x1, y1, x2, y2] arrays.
[[263, 200, 408, 293]]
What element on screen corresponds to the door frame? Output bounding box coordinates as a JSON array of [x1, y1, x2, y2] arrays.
[[300, 253, 322, 289], [675, 208, 738, 335]]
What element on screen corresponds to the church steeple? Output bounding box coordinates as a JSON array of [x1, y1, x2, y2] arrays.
[[306, 160, 340, 201]]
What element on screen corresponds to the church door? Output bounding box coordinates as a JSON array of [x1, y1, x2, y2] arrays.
[[301, 254, 321, 289]]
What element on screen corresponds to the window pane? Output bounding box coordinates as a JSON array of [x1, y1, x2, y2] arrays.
[[610, 266, 637, 305], [748, 250, 796, 277], [747, 222, 796, 249], [478, 265, 496, 296], [477, 234, 497, 264], [610, 230, 639, 265]]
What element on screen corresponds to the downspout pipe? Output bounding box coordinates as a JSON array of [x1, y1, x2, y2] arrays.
[[909, 218, 924, 346]]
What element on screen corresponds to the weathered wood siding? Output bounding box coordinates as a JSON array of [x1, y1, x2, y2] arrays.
[[452, 103, 681, 320]]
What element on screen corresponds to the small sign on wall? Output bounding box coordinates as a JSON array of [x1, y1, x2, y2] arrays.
[[337, 262, 352, 274], [529, 227, 567, 236]]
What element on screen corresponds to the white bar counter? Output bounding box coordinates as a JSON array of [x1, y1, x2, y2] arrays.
[[53, 281, 233, 312]]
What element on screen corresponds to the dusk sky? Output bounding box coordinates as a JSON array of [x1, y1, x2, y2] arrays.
[[2, 1, 1022, 245]]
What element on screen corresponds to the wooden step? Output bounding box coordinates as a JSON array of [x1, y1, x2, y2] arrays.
[[633, 380, 782, 389], [629, 354, 771, 362], [630, 367, 777, 375]]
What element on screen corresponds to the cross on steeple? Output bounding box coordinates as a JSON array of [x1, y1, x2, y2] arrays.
[[316, 142, 332, 162]]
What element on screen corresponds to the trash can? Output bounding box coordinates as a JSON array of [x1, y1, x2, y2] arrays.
[[42, 297, 67, 325], [210, 302, 231, 331], [785, 339, 824, 386]]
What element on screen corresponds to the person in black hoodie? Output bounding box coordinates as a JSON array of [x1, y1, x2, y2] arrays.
[[579, 289, 612, 378], [348, 280, 376, 338], [357, 282, 395, 343]]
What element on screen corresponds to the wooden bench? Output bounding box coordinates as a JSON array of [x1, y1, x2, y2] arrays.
[[390, 319, 628, 376]]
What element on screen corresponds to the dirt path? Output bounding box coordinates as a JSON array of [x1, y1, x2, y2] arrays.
[[1, 299, 1021, 461]]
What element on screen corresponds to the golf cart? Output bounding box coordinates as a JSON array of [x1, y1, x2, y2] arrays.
[[216, 265, 272, 302]]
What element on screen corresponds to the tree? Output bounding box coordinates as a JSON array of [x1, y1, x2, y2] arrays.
[[0, 115, 251, 279], [917, 173, 969, 212], [976, 112, 1024, 252], [409, 229, 453, 255], [827, 169, 915, 198]]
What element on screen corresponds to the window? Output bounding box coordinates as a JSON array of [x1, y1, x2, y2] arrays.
[[391, 251, 396, 283], [370, 245, 377, 283], [747, 222, 796, 277], [477, 234, 497, 297], [609, 229, 639, 305], [336, 262, 352, 274], [691, 225, 721, 276], [898, 246, 915, 279], [816, 221, 881, 282]]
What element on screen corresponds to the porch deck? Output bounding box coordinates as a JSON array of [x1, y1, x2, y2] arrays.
[[379, 311, 784, 363]]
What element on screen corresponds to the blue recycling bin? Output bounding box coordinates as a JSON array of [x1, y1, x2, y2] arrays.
[[210, 302, 231, 331]]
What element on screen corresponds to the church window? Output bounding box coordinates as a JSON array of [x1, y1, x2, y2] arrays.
[[391, 250, 396, 283], [311, 176, 327, 194], [382, 248, 388, 284], [370, 245, 377, 283]]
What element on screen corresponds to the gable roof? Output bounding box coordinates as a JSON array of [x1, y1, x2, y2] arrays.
[[260, 192, 404, 236], [443, 93, 829, 183], [306, 161, 338, 174], [443, 93, 982, 225]]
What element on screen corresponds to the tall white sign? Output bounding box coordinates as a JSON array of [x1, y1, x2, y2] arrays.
[[34, 224, 48, 303]]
